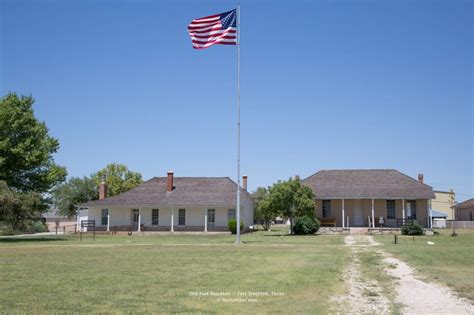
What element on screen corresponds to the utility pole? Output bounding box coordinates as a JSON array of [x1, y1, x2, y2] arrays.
[[451, 191, 457, 237]]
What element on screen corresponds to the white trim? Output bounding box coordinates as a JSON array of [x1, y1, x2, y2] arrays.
[[428, 199, 432, 229], [170, 208, 174, 232], [138, 213, 141, 232], [204, 207, 208, 232], [402, 199, 406, 222], [342, 199, 345, 228], [371, 198, 375, 228]]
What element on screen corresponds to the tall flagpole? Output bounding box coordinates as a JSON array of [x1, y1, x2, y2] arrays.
[[235, 4, 241, 244]]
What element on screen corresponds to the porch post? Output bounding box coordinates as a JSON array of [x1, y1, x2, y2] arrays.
[[138, 211, 141, 232], [371, 198, 375, 228], [402, 198, 405, 224], [342, 199, 345, 228], [107, 214, 110, 232], [204, 207, 208, 232], [170, 208, 174, 232], [428, 200, 432, 229]]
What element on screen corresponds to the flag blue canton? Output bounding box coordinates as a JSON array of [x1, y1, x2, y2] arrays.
[[220, 10, 237, 29]]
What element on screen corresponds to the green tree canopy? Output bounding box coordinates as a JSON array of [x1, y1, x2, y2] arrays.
[[267, 178, 315, 234], [254, 187, 277, 231], [92, 163, 142, 197], [0, 93, 67, 193], [0, 181, 46, 230], [52, 177, 98, 218]]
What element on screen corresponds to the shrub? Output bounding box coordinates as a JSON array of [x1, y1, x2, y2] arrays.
[[228, 219, 244, 234], [0, 223, 17, 236], [29, 221, 48, 233], [292, 216, 320, 235], [401, 222, 424, 236]]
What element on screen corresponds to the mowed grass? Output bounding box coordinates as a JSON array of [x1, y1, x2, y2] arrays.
[[0, 228, 347, 313], [374, 229, 474, 302]]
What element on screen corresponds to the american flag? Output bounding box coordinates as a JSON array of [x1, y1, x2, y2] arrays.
[[187, 9, 237, 50]]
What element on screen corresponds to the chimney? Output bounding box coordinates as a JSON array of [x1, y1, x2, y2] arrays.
[[242, 175, 248, 191], [418, 173, 424, 184], [167, 171, 174, 192], [295, 175, 300, 180], [99, 181, 108, 200]]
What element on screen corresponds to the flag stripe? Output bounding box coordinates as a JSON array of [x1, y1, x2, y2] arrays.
[[188, 19, 220, 27], [188, 23, 223, 33], [187, 21, 220, 30], [193, 41, 236, 50], [191, 30, 236, 39], [192, 35, 236, 43], [189, 26, 236, 35], [191, 31, 236, 39]]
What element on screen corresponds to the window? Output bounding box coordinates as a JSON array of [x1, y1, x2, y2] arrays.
[[322, 200, 331, 218], [406, 200, 416, 219], [228, 209, 236, 221], [386, 200, 396, 219], [152, 209, 159, 225], [208, 209, 215, 224], [178, 209, 186, 226], [101, 209, 109, 226]]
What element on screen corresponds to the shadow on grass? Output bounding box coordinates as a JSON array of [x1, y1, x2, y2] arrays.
[[0, 236, 72, 243]]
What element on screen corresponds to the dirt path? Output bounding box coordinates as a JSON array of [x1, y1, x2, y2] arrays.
[[342, 234, 473, 315], [384, 256, 473, 314], [340, 235, 391, 314]]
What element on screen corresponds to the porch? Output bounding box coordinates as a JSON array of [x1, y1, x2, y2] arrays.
[[315, 198, 432, 228], [83, 206, 244, 233]]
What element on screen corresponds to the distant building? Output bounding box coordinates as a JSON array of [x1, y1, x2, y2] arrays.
[[41, 208, 76, 232], [432, 190, 455, 220], [302, 169, 435, 228], [454, 198, 474, 221], [79, 171, 254, 232]]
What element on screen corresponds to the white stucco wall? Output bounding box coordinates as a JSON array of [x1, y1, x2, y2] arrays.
[[86, 196, 255, 231]]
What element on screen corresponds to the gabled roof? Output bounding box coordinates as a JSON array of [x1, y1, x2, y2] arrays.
[[302, 169, 435, 199], [79, 177, 251, 208], [454, 198, 474, 210]]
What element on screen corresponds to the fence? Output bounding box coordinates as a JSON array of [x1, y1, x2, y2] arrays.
[[446, 221, 474, 229]]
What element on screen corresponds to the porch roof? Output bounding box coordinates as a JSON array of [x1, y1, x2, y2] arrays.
[[302, 169, 435, 199], [78, 177, 251, 208]]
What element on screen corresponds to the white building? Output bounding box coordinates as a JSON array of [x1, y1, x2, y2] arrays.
[[78, 172, 254, 232]]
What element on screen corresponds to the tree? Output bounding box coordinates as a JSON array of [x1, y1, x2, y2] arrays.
[[52, 177, 98, 218], [267, 178, 315, 234], [0, 181, 46, 230], [92, 163, 142, 197], [254, 187, 277, 231], [0, 93, 67, 193]]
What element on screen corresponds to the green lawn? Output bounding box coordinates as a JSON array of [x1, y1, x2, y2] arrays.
[[0, 229, 348, 313], [374, 229, 474, 302]]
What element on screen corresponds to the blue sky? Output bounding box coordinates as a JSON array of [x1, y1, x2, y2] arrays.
[[1, 0, 473, 201]]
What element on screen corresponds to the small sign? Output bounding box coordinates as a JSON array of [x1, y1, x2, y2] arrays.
[[81, 220, 95, 228]]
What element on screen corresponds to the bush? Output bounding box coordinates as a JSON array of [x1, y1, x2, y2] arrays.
[[228, 219, 244, 234], [401, 222, 424, 235], [28, 221, 48, 233], [292, 216, 320, 235], [0, 222, 17, 236]]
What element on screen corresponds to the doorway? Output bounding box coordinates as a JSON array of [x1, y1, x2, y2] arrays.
[[207, 209, 215, 230], [353, 200, 364, 227], [131, 209, 139, 230]]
